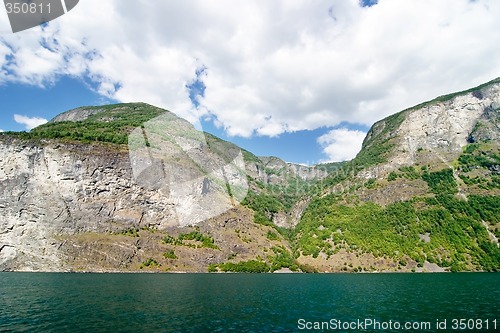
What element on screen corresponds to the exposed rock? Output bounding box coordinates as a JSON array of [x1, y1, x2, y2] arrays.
[[0, 140, 178, 271], [245, 156, 327, 185], [392, 87, 499, 165], [1, 78, 499, 272], [50, 106, 106, 123], [361, 80, 500, 176]]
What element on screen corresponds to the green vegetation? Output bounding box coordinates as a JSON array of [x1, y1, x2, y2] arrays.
[[266, 231, 279, 241], [208, 246, 298, 272], [242, 174, 323, 229], [295, 192, 500, 271], [6, 103, 166, 145], [455, 143, 500, 190], [178, 230, 219, 249], [365, 178, 377, 189], [231, 102, 498, 273], [458, 143, 500, 172], [140, 258, 160, 269], [163, 234, 183, 246], [113, 226, 157, 237], [163, 250, 178, 259], [241, 149, 261, 164], [266, 179, 315, 210], [4, 95, 498, 273], [118, 228, 140, 237], [388, 171, 398, 181], [242, 191, 285, 226], [268, 246, 298, 271], [208, 260, 270, 273], [163, 229, 219, 250], [291, 134, 500, 272], [352, 138, 396, 170], [350, 111, 406, 170], [388, 165, 424, 182], [317, 112, 408, 191], [422, 169, 458, 195], [398, 166, 421, 180]]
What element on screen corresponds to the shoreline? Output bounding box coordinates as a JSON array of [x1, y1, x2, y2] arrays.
[[2, 270, 491, 274]]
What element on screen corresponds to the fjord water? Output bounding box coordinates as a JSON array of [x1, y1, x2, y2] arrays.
[[1, 273, 499, 332]]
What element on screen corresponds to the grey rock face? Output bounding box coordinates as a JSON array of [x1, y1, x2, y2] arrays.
[[2, 79, 498, 271], [392, 83, 500, 165], [362, 80, 500, 178], [245, 156, 327, 185], [0, 140, 179, 271], [50, 106, 106, 123], [0, 101, 325, 270], [128, 112, 248, 227]]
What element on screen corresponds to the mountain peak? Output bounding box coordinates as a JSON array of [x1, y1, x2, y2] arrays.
[[1, 79, 499, 273], [356, 77, 500, 174], [49, 102, 167, 123]]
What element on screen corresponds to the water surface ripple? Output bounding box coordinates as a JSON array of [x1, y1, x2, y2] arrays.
[[0, 273, 499, 332]]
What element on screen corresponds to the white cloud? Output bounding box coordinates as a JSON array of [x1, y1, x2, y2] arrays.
[[0, 0, 499, 138], [0, 129, 4, 132], [14, 115, 48, 130], [318, 128, 367, 162]]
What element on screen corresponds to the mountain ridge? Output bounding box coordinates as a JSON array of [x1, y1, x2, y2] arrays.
[[293, 78, 499, 272], [0, 78, 499, 272]]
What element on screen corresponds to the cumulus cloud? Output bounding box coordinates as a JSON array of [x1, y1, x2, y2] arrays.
[[13, 115, 48, 130], [318, 128, 367, 162], [1, 0, 500, 143]]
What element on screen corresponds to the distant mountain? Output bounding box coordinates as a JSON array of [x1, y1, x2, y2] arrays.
[[0, 78, 499, 272]]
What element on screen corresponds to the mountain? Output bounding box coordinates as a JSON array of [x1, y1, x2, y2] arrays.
[[0, 103, 324, 272], [293, 78, 500, 272], [0, 78, 499, 272]]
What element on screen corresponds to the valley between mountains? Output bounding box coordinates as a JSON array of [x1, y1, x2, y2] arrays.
[[1, 78, 499, 272]]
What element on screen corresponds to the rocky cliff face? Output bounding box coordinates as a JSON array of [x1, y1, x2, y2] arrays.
[[294, 78, 500, 272], [389, 82, 500, 167], [50, 106, 108, 123], [360, 78, 500, 178], [0, 140, 175, 270], [0, 104, 323, 271], [1, 78, 499, 273]]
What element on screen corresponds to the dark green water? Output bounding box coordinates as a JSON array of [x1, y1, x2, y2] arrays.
[[0, 273, 499, 332]]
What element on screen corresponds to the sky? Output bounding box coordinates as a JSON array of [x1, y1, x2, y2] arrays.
[[1, 0, 500, 164]]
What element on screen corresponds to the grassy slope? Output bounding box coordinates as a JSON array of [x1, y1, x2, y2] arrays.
[[0, 102, 306, 272], [293, 79, 500, 272], [2, 103, 166, 145], [2, 89, 499, 272]]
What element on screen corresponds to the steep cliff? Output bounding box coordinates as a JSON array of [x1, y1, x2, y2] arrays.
[[0, 103, 322, 272], [294, 78, 500, 272], [359, 77, 500, 173], [1, 78, 499, 273]]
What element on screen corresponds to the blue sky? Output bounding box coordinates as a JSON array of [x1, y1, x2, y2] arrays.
[[0, 74, 368, 164], [1, 0, 499, 164], [0, 77, 114, 131]]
